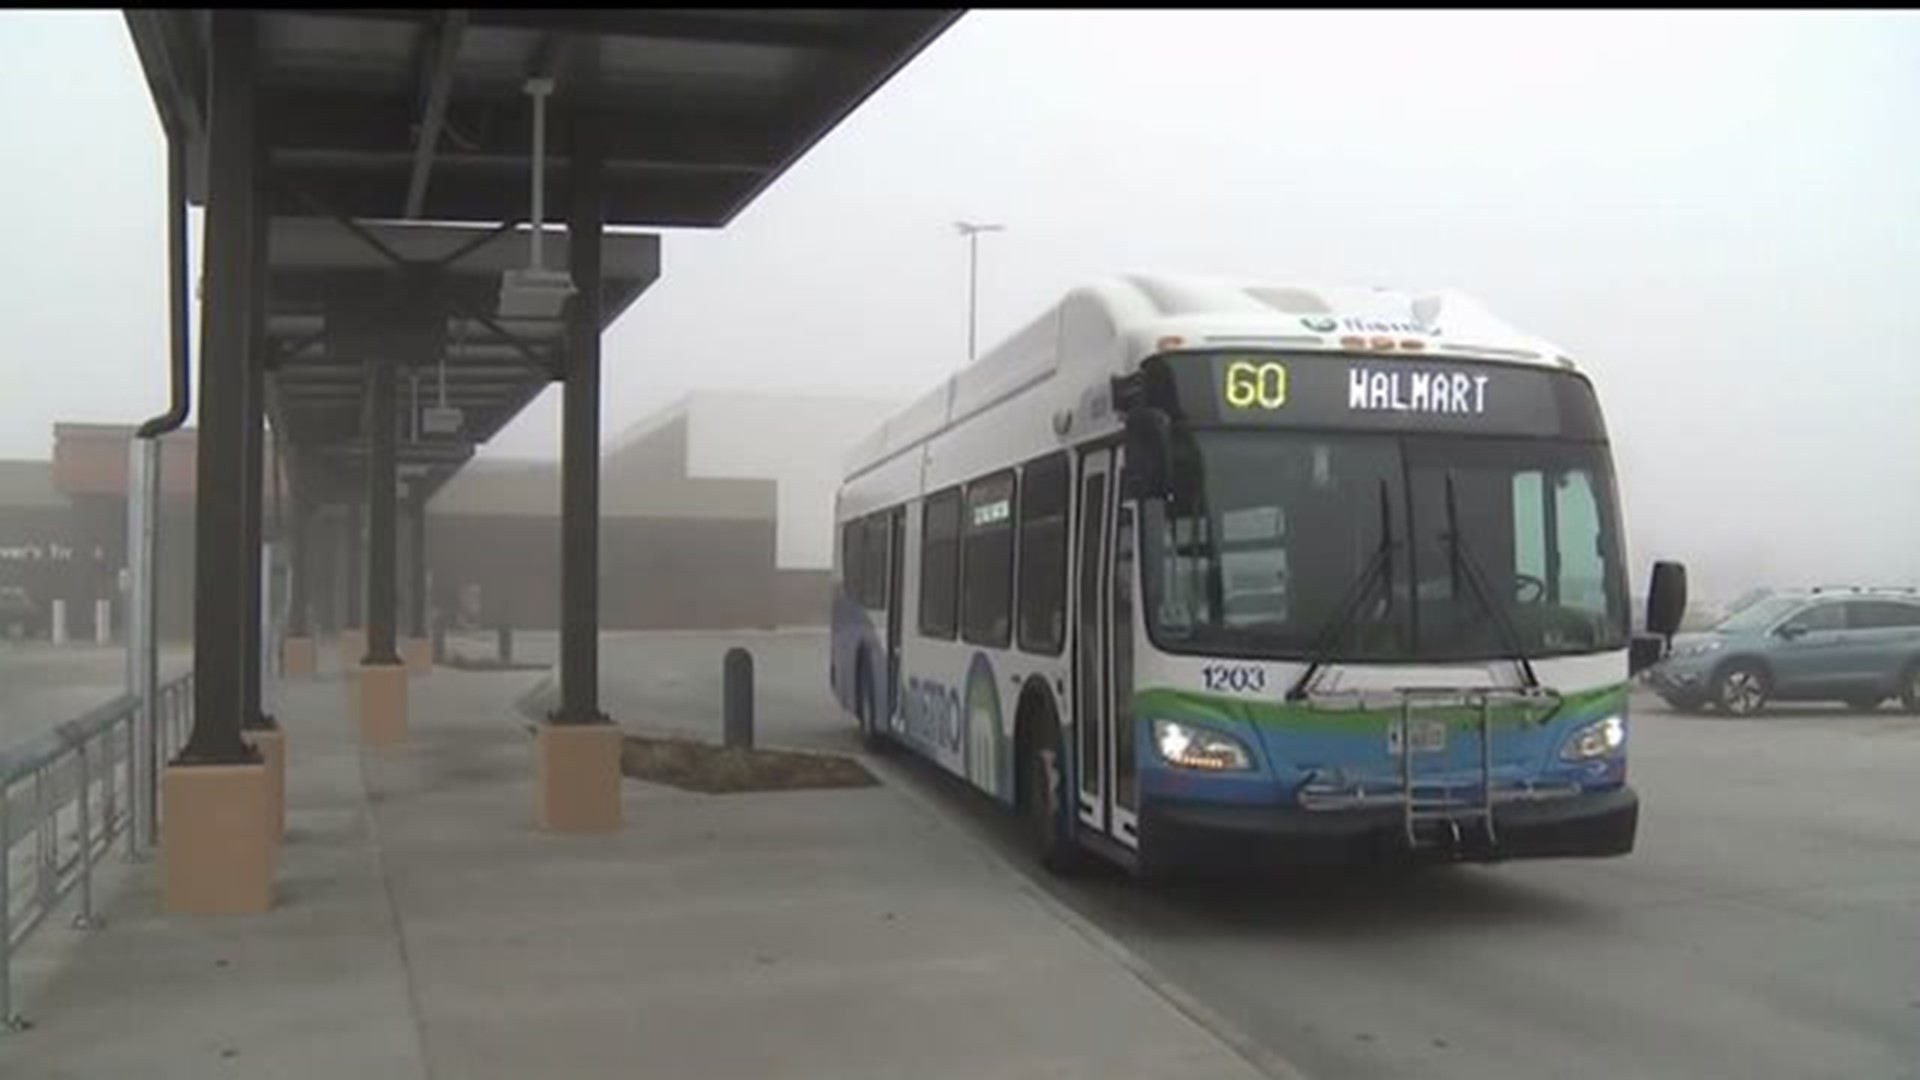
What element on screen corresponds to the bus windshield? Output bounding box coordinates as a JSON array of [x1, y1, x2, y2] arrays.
[[1141, 429, 1629, 663]]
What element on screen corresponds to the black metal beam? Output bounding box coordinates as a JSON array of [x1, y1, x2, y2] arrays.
[[242, 182, 272, 731], [266, 92, 786, 172], [278, 359, 547, 378], [432, 215, 525, 270], [284, 9, 866, 50], [263, 269, 614, 336], [438, 292, 563, 376], [289, 487, 312, 638], [327, 440, 478, 464], [266, 284, 416, 364], [405, 10, 468, 219], [408, 493, 429, 640], [555, 106, 605, 725], [309, 505, 332, 635], [268, 274, 508, 316], [343, 476, 364, 630], [720, 11, 963, 227], [265, 164, 740, 228], [282, 382, 535, 396], [178, 11, 259, 766], [123, 10, 207, 145], [362, 337, 402, 667]]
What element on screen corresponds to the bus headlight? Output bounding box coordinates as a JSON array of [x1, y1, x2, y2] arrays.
[[1559, 715, 1626, 761], [1152, 719, 1254, 772]]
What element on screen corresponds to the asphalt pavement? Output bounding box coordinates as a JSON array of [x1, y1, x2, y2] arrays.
[[4, 657, 1269, 1080], [0, 642, 191, 752], [568, 630, 1920, 1080]]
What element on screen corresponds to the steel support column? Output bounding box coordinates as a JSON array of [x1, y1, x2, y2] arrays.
[[287, 490, 311, 638], [317, 508, 338, 635], [344, 498, 363, 630], [363, 343, 402, 667], [556, 109, 606, 725], [241, 189, 271, 729], [408, 493, 429, 640], [177, 10, 258, 765]]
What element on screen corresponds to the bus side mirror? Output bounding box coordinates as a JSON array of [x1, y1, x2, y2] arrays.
[[1124, 408, 1175, 500], [1629, 634, 1664, 675], [1645, 560, 1687, 638]]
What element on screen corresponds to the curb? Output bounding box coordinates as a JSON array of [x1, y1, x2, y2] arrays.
[[859, 750, 1314, 1080]]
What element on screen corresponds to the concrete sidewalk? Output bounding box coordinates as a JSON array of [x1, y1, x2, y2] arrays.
[[1, 666, 1267, 1080]]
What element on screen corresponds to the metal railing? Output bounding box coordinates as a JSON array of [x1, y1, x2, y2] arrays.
[[1, 671, 193, 1028]]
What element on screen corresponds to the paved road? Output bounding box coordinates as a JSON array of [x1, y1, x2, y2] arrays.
[[0, 643, 191, 752], [2, 644, 191, 895], [573, 630, 1920, 1080]]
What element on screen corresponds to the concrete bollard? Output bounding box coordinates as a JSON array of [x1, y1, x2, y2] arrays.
[[724, 647, 754, 750], [95, 599, 112, 645], [52, 598, 68, 644]]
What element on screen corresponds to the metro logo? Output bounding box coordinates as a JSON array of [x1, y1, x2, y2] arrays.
[[902, 675, 963, 754]]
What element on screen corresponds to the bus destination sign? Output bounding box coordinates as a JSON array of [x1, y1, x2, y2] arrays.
[[1164, 351, 1604, 440]]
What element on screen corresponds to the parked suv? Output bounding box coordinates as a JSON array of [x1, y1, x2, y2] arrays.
[[1645, 587, 1920, 715]]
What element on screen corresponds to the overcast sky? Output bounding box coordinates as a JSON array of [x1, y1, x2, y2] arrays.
[[0, 10, 1916, 598]]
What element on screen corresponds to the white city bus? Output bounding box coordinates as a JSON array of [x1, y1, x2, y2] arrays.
[[830, 276, 1685, 876]]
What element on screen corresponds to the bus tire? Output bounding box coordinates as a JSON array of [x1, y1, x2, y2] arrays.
[[855, 652, 891, 754], [1021, 710, 1090, 876]]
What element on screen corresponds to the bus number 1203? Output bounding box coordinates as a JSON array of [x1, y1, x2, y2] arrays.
[[1201, 664, 1266, 694]]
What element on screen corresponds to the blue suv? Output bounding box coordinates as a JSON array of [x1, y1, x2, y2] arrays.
[[1645, 587, 1920, 716]]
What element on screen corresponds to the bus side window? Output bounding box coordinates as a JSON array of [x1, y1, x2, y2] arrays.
[[962, 471, 1018, 648], [843, 520, 866, 604], [863, 514, 889, 608], [919, 489, 963, 639], [1017, 453, 1070, 656]]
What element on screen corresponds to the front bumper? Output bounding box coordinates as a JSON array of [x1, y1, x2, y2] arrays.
[[1644, 661, 1711, 703], [1136, 784, 1639, 869]]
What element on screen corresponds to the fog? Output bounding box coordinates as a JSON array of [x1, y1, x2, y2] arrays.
[[1, 10, 1916, 602]]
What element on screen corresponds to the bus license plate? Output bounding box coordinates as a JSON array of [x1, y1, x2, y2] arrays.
[[1388, 720, 1448, 756]]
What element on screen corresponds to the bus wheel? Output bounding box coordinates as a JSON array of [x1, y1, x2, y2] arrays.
[[1713, 662, 1770, 717], [1024, 717, 1089, 876], [856, 656, 891, 754]]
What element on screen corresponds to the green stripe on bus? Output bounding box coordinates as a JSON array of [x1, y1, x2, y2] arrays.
[[1132, 683, 1629, 735]]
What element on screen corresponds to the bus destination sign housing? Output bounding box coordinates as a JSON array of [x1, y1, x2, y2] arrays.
[[1143, 350, 1608, 441]]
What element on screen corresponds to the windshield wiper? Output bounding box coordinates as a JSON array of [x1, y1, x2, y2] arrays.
[[1285, 480, 1397, 702], [1442, 471, 1541, 690]]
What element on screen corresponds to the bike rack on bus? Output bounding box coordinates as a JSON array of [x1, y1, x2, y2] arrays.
[[1297, 685, 1573, 853], [1396, 685, 1566, 851]]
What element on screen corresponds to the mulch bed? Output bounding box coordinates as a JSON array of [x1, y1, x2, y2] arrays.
[[620, 734, 877, 795]]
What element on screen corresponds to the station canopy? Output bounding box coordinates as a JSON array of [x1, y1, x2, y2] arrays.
[[125, 9, 963, 501]]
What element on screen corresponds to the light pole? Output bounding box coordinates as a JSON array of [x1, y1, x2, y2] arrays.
[[955, 220, 1004, 361]]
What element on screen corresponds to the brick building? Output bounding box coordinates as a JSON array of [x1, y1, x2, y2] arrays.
[[0, 391, 896, 640]]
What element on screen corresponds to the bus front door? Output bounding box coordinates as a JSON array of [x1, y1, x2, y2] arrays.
[[1074, 446, 1138, 848], [886, 507, 904, 721]]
